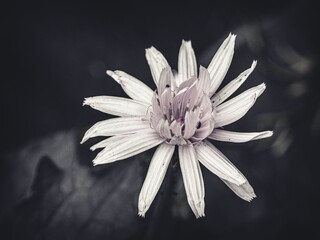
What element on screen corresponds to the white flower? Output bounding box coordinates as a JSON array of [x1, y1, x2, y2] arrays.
[[81, 33, 273, 218]]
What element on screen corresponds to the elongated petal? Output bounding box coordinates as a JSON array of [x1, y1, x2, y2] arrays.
[[90, 135, 127, 151], [145, 46, 170, 86], [106, 70, 154, 104], [215, 83, 266, 127], [195, 141, 246, 185], [208, 142, 256, 201], [138, 143, 175, 217], [208, 33, 236, 96], [81, 116, 150, 143], [208, 129, 273, 143], [158, 68, 174, 96], [178, 144, 205, 218], [93, 130, 164, 165], [177, 40, 197, 86], [83, 96, 149, 117], [170, 120, 182, 137], [156, 119, 172, 139], [212, 60, 257, 106], [183, 110, 199, 139], [197, 66, 210, 95]]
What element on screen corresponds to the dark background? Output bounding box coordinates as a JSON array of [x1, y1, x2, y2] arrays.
[[1, 0, 319, 239]]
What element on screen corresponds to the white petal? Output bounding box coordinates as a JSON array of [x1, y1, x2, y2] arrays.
[[208, 143, 256, 201], [177, 40, 197, 86], [145, 46, 170, 86], [222, 179, 256, 202], [208, 129, 273, 143], [208, 33, 236, 97], [93, 130, 164, 165], [106, 70, 154, 104], [214, 83, 266, 127], [138, 143, 175, 217], [83, 96, 149, 117], [212, 60, 257, 106], [81, 116, 150, 144], [90, 135, 127, 151], [195, 141, 246, 185], [178, 144, 205, 218]]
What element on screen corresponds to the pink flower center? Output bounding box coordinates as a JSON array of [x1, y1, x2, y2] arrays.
[[150, 68, 215, 145]]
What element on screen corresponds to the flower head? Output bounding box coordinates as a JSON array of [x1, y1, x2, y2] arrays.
[[81, 33, 273, 218]]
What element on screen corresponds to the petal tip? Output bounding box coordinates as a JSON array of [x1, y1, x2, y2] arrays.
[[80, 137, 86, 144], [83, 97, 91, 106], [252, 60, 258, 68], [267, 131, 274, 137], [92, 158, 101, 166], [138, 211, 146, 218]]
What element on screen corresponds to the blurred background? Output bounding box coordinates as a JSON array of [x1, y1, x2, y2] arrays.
[[1, 0, 319, 239]]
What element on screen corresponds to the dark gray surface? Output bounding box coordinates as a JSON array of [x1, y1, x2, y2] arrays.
[[1, 1, 319, 239]]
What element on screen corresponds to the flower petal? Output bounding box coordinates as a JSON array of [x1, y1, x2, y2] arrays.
[[209, 143, 256, 201], [177, 40, 197, 86], [214, 83, 266, 127], [170, 120, 182, 137], [145, 46, 170, 86], [195, 141, 246, 185], [208, 129, 273, 143], [157, 68, 174, 96], [106, 70, 154, 104], [138, 143, 175, 217], [90, 135, 127, 151], [93, 130, 164, 165], [208, 33, 236, 97], [178, 144, 205, 218], [155, 119, 172, 139], [212, 60, 257, 106], [83, 96, 149, 117], [197, 66, 210, 95], [81, 116, 150, 144], [221, 179, 256, 202], [183, 110, 199, 139]]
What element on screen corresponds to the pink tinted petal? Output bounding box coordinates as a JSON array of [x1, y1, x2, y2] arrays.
[[156, 119, 172, 139], [183, 81, 199, 111], [159, 88, 173, 118], [158, 68, 174, 96], [151, 93, 162, 117], [177, 76, 197, 92], [191, 115, 214, 141], [183, 110, 199, 139], [172, 88, 187, 118], [170, 120, 183, 137], [197, 66, 210, 95]]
